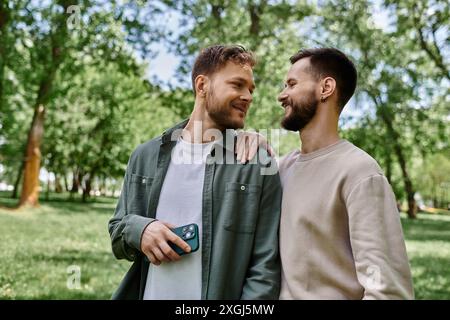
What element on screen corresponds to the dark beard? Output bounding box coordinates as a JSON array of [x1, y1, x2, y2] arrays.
[[281, 96, 318, 132], [205, 91, 244, 130]]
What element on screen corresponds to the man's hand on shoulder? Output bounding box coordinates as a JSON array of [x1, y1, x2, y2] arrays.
[[236, 131, 274, 163]]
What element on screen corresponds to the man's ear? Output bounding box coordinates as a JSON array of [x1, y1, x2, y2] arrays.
[[320, 77, 336, 102], [195, 75, 209, 97]]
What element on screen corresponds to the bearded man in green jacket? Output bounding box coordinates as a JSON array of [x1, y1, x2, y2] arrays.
[[108, 45, 282, 300]]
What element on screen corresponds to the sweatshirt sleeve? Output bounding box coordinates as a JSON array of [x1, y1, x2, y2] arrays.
[[346, 174, 414, 299]]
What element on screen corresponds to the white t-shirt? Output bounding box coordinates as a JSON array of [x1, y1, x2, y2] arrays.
[[143, 137, 214, 300]]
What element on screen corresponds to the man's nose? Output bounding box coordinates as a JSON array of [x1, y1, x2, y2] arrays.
[[241, 91, 253, 103], [278, 91, 288, 102]]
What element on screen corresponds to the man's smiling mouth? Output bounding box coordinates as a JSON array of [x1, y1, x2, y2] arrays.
[[232, 103, 248, 114]]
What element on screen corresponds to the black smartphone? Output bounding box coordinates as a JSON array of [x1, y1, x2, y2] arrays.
[[169, 223, 199, 256]]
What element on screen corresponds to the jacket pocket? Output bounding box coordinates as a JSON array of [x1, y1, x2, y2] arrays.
[[223, 182, 262, 234], [128, 173, 153, 215]]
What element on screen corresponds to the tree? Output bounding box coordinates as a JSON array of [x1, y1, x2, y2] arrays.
[[43, 61, 179, 201], [417, 152, 450, 208], [314, 1, 444, 218], [19, 0, 74, 207], [1, 0, 164, 207], [385, 0, 449, 80]]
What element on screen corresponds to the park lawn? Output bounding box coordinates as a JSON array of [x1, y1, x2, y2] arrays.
[[401, 212, 450, 299], [0, 194, 131, 299], [0, 193, 449, 299]]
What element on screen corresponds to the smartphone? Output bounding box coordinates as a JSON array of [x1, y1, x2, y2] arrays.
[[169, 223, 199, 256]]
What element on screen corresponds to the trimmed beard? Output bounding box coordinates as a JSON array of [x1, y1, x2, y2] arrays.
[[281, 95, 319, 132], [205, 90, 244, 130]]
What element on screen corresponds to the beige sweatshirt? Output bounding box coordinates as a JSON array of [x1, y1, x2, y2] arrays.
[[279, 139, 414, 300]]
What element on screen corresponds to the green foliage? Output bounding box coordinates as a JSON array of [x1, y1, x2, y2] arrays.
[[0, 0, 178, 187], [312, 0, 448, 206], [0, 0, 448, 206]]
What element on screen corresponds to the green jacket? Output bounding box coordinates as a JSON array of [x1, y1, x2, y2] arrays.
[[108, 120, 282, 299]]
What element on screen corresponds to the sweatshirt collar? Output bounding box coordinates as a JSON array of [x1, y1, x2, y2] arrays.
[[297, 139, 348, 162]]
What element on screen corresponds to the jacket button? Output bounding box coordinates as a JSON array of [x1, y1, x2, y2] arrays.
[[240, 185, 246, 191]]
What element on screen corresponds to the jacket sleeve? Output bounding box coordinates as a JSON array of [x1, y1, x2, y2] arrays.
[[241, 158, 282, 299], [108, 158, 155, 262], [346, 174, 414, 299]]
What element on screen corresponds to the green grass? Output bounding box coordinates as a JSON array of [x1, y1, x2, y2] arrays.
[[0, 194, 130, 299], [0, 192, 449, 299], [401, 212, 450, 299]]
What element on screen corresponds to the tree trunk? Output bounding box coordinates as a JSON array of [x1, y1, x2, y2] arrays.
[[438, 186, 445, 209], [69, 169, 80, 200], [45, 173, 50, 201], [63, 174, 69, 192], [17, 1, 70, 208], [82, 174, 92, 203], [211, 3, 223, 31], [54, 173, 63, 193], [376, 103, 417, 219], [71, 168, 80, 193], [369, 94, 417, 219], [248, 1, 267, 36], [19, 104, 46, 206], [12, 158, 25, 199], [432, 185, 438, 208], [100, 176, 107, 196], [396, 149, 417, 218], [415, 22, 450, 80], [385, 151, 392, 185]]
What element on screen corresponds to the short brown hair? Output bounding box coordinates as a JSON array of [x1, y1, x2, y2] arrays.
[[191, 45, 256, 94], [290, 48, 357, 109]]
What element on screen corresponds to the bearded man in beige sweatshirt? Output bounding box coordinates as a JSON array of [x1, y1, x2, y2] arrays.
[[237, 47, 414, 299], [276, 48, 414, 300]]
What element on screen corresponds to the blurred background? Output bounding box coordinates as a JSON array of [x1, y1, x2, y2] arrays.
[[0, 0, 449, 299]]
